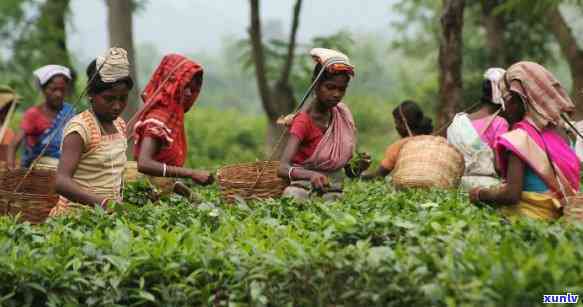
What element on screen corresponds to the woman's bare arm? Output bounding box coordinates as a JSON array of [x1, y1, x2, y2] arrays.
[[137, 136, 212, 184], [360, 165, 391, 181], [278, 135, 321, 180], [474, 153, 524, 205], [55, 132, 104, 206]]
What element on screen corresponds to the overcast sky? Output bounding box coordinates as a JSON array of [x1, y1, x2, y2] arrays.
[[68, 0, 398, 63]]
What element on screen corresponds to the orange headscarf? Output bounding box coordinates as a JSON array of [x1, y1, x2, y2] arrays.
[[131, 54, 203, 166]]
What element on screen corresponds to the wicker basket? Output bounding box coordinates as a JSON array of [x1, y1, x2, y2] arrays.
[[0, 145, 8, 170], [0, 168, 58, 224], [563, 195, 583, 222], [392, 135, 465, 189], [217, 161, 288, 202]]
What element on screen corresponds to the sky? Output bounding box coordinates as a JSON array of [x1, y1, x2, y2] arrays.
[[68, 0, 398, 63]]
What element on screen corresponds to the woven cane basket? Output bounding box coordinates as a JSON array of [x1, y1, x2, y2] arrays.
[[563, 195, 583, 222], [0, 168, 58, 224], [217, 161, 288, 202], [392, 135, 465, 189], [0, 145, 8, 170]]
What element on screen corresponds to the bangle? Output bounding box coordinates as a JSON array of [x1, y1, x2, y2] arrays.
[[162, 163, 167, 177], [288, 167, 296, 181]]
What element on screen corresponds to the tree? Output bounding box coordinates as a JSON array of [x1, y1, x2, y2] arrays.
[[437, 0, 465, 129], [105, 0, 140, 120], [0, 0, 73, 105], [496, 0, 583, 118], [248, 0, 303, 152], [481, 0, 506, 67], [547, 6, 583, 119], [391, 0, 557, 117]]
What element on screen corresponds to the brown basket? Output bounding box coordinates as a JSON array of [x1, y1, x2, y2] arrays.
[[392, 135, 465, 189], [0, 168, 58, 224], [0, 144, 8, 161], [0, 145, 8, 170], [217, 161, 288, 202], [563, 195, 583, 222]]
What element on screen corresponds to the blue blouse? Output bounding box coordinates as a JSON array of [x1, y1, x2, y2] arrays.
[[523, 166, 549, 193]]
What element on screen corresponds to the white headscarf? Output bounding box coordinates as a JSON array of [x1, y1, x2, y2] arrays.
[[33, 65, 71, 87], [96, 47, 131, 83], [310, 48, 354, 76], [483, 68, 506, 109]]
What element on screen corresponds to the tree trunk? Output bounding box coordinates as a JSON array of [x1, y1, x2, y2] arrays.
[[38, 0, 73, 68], [248, 0, 303, 155], [249, 0, 275, 121], [547, 6, 583, 120], [437, 0, 465, 130], [105, 0, 139, 120], [481, 0, 506, 67]]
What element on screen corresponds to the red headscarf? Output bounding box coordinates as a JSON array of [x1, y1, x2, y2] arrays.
[[130, 54, 203, 166]]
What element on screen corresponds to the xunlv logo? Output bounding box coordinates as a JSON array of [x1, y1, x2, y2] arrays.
[[543, 293, 579, 304]]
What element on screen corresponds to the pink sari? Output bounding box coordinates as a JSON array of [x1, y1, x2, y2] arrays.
[[495, 119, 580, 198], [303, 103, 356, 172]]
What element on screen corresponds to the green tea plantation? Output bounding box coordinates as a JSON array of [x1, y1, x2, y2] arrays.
[[1, 181, 582, 306]]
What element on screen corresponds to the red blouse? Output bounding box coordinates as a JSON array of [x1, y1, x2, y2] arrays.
[[21, 106, 51, 147], [289, 112, 325, 165]]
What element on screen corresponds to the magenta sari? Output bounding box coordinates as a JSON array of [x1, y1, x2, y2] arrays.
[[495, 119, 580, 198]]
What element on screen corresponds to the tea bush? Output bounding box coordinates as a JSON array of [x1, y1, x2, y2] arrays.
[[1, 181, 581, 306]]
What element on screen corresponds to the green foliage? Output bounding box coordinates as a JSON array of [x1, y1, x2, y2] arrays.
[[390, 0, 561, 110], [1, 181, 582, 305], [0, 0, 74, 107], [183, 107, 267, 169], [237, 30, 355, 98]]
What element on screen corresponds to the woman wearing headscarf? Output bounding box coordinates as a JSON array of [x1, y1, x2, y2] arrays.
[[278, 48, 369, 201], [447, 68, 509, 190], [7, 65, 75, 169], [361, 100, 433, 180], [469, 61, 580, 221], [129, 54, 213, 197], [53, 48, 134, 216]]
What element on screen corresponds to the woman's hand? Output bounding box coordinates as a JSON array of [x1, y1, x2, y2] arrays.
[[357, 152, 372, 173], [469, 187, 482, 204], [190, 170, 214, 185], [310, 172, 329, 190], [99, 198, 117, 212]]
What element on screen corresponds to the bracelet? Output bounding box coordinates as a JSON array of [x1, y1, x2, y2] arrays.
[[162, 163, 167, 177], [288, 167, 296, 181]]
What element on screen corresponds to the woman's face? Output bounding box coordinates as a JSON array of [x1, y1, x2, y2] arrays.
[[501, 94, 526, 125], [314, 74, 349, 109], [182, 74, 203, 113], [90, 83, 130, 122], [43, 75, 69, 110]]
